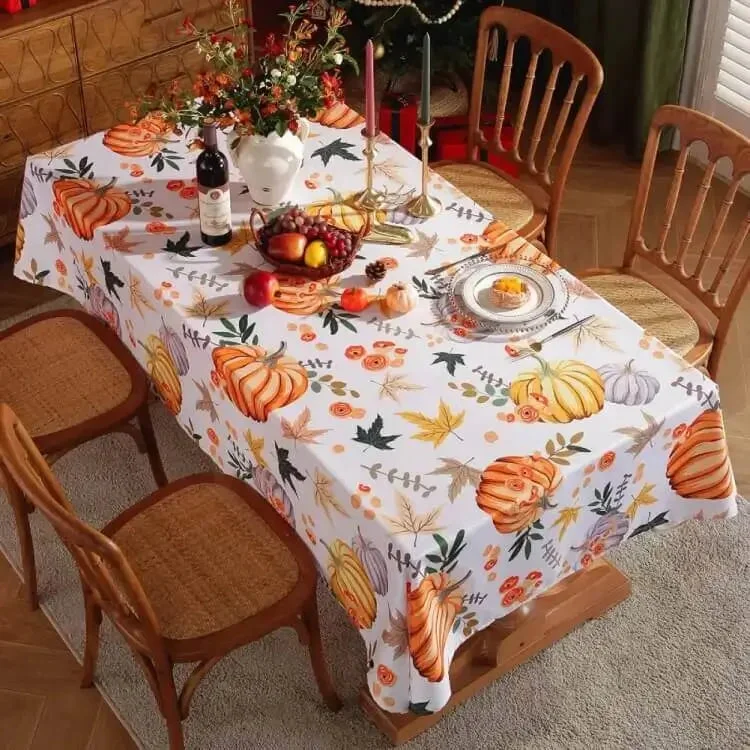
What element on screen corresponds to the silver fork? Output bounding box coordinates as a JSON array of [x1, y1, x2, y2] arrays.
[[509, 315, 596, 360]]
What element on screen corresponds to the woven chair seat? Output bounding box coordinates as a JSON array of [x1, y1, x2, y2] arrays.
[[434, 162, 535, 232], [110, 481, 300, 641], [585, 273, 701, 357], [0, 316, 133, 439]]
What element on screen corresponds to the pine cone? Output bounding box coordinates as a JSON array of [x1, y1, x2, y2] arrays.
[[365, 260, 387, 282]]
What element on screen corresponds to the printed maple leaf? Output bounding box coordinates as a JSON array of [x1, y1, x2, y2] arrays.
[[398, 400, 465, 448], [371, 158, 407, 183], [376, 373, 424, 403], [614, 411, 665, 457], [100, 259, 124, 301], [625, 482, 658, 520], [193, 379, 219, 423], [73, 250, 99, 287], [103, 226, 140, 253], [128, 271, 155, 317], [219, 219, 253, 255], [385, 492, 444, 547], [275, 442, 306, 496], [565, 277, 599, 300], [42, 213, 64, 252], [311, 468, 349, 520], [281, 407, 330, 445], [353, 414, 400, 451], [432, 351, 465, 376], [629, 510, 669, 537], [164, 231, 200, 258], [311, 138, 361, 167], [551, 505, 581, 541], [428, 457, 481, 502], [183, 289, 229, 325], [245, 429, 267, 468], [406, 230, 439, 260], [382, 608, 409, 659]]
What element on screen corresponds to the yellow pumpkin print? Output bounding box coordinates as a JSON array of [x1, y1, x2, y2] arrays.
[[142, 334, 182, 414], [326, 539, 377, 629], [510, 356, 604, 423]]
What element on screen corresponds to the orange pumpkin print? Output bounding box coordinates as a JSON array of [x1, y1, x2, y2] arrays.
[[667, 410, 735, 500], [142, 335, 182, 414], [272, 276, 331, 316], [52, 178, 132, 241], [211, 343, 308, 422], [102, 117, 173, 157], [407, 572, 468, 682], [476, 455, 562, 533], [313, 101, 365, 129], [326, 539, 376, 629]]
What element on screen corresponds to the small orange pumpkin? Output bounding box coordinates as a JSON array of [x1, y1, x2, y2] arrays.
[[476, 455, 561, 533], [313, 101, 365, 129], [326, 539, 377, 629], [142, 335, 182, 414], [53, 178, 132, 241], [407, 572, 468, 682], [667, 410, 735, 500], [102, 116, 173, 157], [212, 342, 308, 422]]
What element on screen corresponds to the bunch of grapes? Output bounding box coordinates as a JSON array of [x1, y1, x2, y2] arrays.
[[259, 206, 355, 262]]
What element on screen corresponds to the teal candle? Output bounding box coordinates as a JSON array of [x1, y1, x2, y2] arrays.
[[420, 32, 431, 124]]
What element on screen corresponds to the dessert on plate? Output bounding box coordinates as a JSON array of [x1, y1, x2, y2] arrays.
[[491, 275, 530, 309]]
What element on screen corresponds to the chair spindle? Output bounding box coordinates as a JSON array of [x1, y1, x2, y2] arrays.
[[511, 50, 541, 161], [656, 146, 689, 257], [675, 161, 716, 269], [541, 73, 583, 182], [693, 179, 741, 282], [710, 211, 750, 294], [527, 62, 562, 175], [494, 36, 516, 153]]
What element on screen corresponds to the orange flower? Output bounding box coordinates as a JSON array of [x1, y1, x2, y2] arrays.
[[373, 340, 395, 349], [517, 405, 539, 423], [505, 344, 520, 357], [145, 221, 175, 234], [394, 347, 407, 355], [591, 541, 605, 556], [499, 575, 519, 593], [454, 327, 467, 337], [530, 392, 549, 407], [179, 186, 198, 200], [330, 402, 353, 417], [598, 451, 615, 471], [526, 570, 542, 581], [460, 233, 479, 243], [301, 331, 316, 342], [305, 179, 318, 189], [345, 345, 365, 360], [166, 180, 185, 191], [54, 259, 67, 275], [505, 413, 516, 423], [362, 354, 388, 371], [501, 586, 524, 607], [581, 552, 593, 568], [129, 167, 144, 177], [484, 557, 497, 571], [376, 664, 397, 686], [206, 428, 219, 445], [358, 483, 371, 493], [378, 257, 398, 269]]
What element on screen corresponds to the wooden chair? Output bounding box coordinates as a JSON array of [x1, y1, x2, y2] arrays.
[[0, 404, 340, 750], [0, 308, 167, 610], [433, 6, 603, 256], [579, 105, 750, 378]]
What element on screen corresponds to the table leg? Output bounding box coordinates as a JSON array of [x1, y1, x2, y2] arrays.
[[360, 559, 631, 745]]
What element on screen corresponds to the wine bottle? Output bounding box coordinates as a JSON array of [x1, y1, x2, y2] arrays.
[[197, 120, 232, 246]]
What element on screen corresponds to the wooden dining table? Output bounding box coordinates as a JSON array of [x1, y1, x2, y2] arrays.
[[13, 110, 739, 744]]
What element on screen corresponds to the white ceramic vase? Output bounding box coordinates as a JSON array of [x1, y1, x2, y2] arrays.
[[228, 119, 310, 206]]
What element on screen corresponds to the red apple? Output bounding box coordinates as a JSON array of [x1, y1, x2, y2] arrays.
[[268, 232, 306, 262], [243, 270, 279, 307]]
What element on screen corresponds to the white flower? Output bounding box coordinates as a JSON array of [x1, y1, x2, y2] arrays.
[[271, 68, 281, 78], [333, 52, 343, 65], [286, 74, 297, 85]]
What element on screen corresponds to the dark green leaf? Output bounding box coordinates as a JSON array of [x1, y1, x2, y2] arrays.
[[35, 269, 50, 281], [311, 138, 361, 167], [275, 442, 305, 496], [484, 384, 496, 396], [434, 533, 449, 557], [425, 554, 443, 564], [567, 444, 591, 453], [432, 351, 465, 376], [311, 381, 322, 393], [408, 701, 432, 716], [449, 529, 465, 557], [241, 323, 255, 343], [221, 318, 238, 333], [164, 231, 199, 258], [353, 414, 400, 451], [239, 314, 248, 331]]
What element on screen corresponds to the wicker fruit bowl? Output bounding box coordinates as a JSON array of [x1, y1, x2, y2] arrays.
[[250, 206, 368, 280]]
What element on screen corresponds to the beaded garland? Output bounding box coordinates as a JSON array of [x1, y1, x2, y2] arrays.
[[352, 0, 464, 25]]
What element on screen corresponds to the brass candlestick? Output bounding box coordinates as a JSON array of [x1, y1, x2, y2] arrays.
[[352, 130, 384, 211], [406, 120, 441, 218]]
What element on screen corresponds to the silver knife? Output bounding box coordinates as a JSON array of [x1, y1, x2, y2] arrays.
[[510, 315, 596, 361]]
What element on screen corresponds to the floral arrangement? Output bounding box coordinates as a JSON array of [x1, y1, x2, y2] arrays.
[[142, 1, 357, 138]]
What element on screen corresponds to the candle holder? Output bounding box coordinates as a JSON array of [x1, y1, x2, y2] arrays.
[[352, 130, 385, 211], [406, 120, 442, 219]]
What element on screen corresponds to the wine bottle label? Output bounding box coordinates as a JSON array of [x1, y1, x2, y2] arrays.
[[198, 183, 231, 236]]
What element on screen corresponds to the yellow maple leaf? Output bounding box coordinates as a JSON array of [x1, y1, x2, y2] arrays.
[[397, 400, 464, 448], [219, 219, 253, 255], [625, 482, 658, 520], [551, 505, 580, 541], [244, 429, 267, 468]]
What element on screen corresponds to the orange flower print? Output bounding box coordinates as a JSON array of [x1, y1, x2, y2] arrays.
[[672, 423, 687, 439], [362, 354, 388, 371], [130, 166, 144, 177], [517, 405, 539, 423], [301, 331, 316, 342], [394, 347, 407, 355], [499, 575, 519, 593], [330, 402, 353, 417], [581, 552, 593, 568], [598, 451, 616, 471], [377, 664, 397, 687], [373, 340, 395, 349], [179, 186, 198, 200], [484, 557, 497, 571], [460, 233, 479, 244], [501, 586, 524, 607], [358, 483, 371, 493], [304, 179, 318, 189], [454, 327, 467, 337], [206, 428, 219, 446], [378, 257, 398, 270], [526, 570, 542, 581], [54, 259, 68, 275], [505, 344, 520, 357], [145, 221, 175, 234], [166, 180, 185, 191], [345, 345, 365, 360]]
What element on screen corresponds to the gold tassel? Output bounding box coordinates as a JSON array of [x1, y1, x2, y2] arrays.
[[488, 28, 499, 62]]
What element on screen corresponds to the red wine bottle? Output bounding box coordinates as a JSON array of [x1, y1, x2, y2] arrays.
[[197, 120, 232, 246]]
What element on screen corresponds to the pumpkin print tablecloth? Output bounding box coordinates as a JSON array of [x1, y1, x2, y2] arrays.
[[14, 112, 739, 715]]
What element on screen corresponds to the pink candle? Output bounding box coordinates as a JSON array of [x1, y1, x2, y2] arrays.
[[365, 39, 376, 137]]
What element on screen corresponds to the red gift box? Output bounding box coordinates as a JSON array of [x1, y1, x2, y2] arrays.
[[434, 113, 519, 177], [1, 0, 36, 13], [379, 93, 418, 155]]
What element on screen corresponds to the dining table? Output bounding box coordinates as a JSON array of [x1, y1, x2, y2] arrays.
[[13, 109, 739, 744]]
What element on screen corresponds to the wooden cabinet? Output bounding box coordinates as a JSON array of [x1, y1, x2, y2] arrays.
[[0, 0, 249, 247]]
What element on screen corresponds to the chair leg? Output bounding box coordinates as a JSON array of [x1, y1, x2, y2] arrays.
[[157, 669, 186, 750], [137, 405, 168, 488], [81, 586, 102, 688], [6, 485, 38, 610], [301, 596, 342, 712]]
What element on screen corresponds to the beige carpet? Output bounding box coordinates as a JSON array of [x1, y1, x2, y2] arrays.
[[1, 301, 748, 750]]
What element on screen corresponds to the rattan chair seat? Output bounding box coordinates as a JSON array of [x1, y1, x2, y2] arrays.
[[586, 273, 701, 357], [0, 316, 132, 438], [109, 481, 300, 641], [434, 162, 535, 232]]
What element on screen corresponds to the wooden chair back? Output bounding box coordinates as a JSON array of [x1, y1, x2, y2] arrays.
[[467, 7, 603, 211], [622, 105, 750, 374], [0, 404, 165, 662]]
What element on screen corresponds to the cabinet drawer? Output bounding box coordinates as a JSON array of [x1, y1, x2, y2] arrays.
[[0, 18, 78, 107], [0, 168, 23, 246], [82, 40, 206, 133], [0, 83, 85, 175], [74, 0, 230, 78]]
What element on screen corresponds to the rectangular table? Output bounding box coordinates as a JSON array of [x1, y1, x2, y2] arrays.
[[14, 114, 739, 743]]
